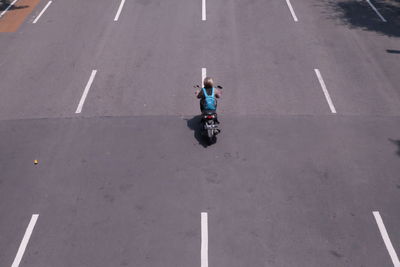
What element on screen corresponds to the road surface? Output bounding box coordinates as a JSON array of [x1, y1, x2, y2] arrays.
[[0, 0, 400, 266]]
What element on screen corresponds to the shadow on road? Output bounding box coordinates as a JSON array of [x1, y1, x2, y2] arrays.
[[386, 49, 400, 54], [185, 116, 209, 148], [0, 1, 29, 11], [324, 0, 400, 37], [389, 138, 400, 157], [0, 0, 10, 10]]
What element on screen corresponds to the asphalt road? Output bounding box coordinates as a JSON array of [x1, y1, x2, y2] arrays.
[[0, 0, 400, 266]]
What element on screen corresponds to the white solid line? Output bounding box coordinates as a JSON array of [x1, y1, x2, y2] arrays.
[[285, 0, 298, 22], [314, 69, 337, 114], [114, 0, 126, 21], [373, 211, 400, 267], [202, 0, 206, 21], [76, 70, 97, 114], [366, 0, 387, 22], [202, 68, 206, 87], [201, 212, 208, 267], [32, 1, 52, 24], [0, 0, 19, 19], [11, 214, 39, 267]]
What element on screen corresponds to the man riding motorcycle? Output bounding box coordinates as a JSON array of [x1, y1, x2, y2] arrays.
[[195, 77, 222, 116], [194, 77, 222, 142]]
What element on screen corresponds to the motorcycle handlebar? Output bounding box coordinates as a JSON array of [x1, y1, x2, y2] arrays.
[[193, 85, 223, 89]]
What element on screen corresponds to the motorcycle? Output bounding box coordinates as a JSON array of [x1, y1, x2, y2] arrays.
[[194, 85, 223, 145]]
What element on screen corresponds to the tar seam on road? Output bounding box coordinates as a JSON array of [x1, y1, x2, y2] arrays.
[[373, 211, 400, 267], [114, 0, 126, 21], [11, 214, 39, 267], [76, 69, 97, 114], [0, 0, 20, 19], [201, 212, 208, 267], [366, 0, 387, 22], [285, 0, 298, 22], [32, 1, 52, 24], [314, 69, 337, 113], [202, 0, 206, 21], [202, 68, 206, 87]]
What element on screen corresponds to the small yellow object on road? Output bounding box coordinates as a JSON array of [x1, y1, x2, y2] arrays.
[[34, 160, 38, 165]]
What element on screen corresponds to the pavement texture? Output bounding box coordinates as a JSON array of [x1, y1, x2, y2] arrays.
[[0, 0, 400, 266]]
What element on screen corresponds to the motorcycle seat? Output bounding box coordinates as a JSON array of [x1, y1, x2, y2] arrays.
[[202, 110, 217, 115]]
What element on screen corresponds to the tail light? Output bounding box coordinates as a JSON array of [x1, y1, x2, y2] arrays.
[[206, 115, 215, 119]]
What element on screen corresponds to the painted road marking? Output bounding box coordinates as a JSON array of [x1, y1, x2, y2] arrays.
[[202, 68, 206, 87], [114, 0, 126, 21], [201, 212, 208, 267], [11, 214, 39, 267], [32, 1, 52, 24], [285, 0, 298, 22], [373, 211, 400, 267], [202, 0, 206, 21], [314, 69, 337, 113], [76, 70, 97, 114], [366, 0, 387, 22], [0, 0, 19, 19]]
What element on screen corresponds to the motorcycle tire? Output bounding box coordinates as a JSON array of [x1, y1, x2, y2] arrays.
[[204, 120, 218, 145], [207, 130, 217, 144]]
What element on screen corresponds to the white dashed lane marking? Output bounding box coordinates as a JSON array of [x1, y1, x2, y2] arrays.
[[114, 0, 126, 21], [202, 68, 206, 87], [201, 212, 208, 267], [285, 0, 298, 22], [366, 0, 387, 22], [202, 0, 206, 21], [33, 1, 52, 24], [11, 214, 39, 267], [76, 69, 97, 114], [314, 69, 337, 114], [373, 211, 400, 267]]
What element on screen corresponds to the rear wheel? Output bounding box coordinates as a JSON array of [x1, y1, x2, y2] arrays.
[[206, 121, 216, 144], [210, 135, 217, 144], [207, 129, 214, 142]]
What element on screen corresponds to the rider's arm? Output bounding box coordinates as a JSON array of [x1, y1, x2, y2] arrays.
[[196, 90, 203, 99], [215, 88, 222, 98]]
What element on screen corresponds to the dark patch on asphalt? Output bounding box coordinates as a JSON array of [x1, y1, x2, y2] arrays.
[[104, 194, 115, 203], [330, 250, 344, 258], [247, 187, 255, 194], [224, 152, 232, 159], [119, 183, 134, 193], [387, 49, 400, 54], [184, 229, 197, 238], [204, 169, 221, 184], [323, 0, 400, 37], [223, 152, 242, 161], [120, 259, 129, 266], [389, 138, 400, 156], [135, 204, 144, 211]]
